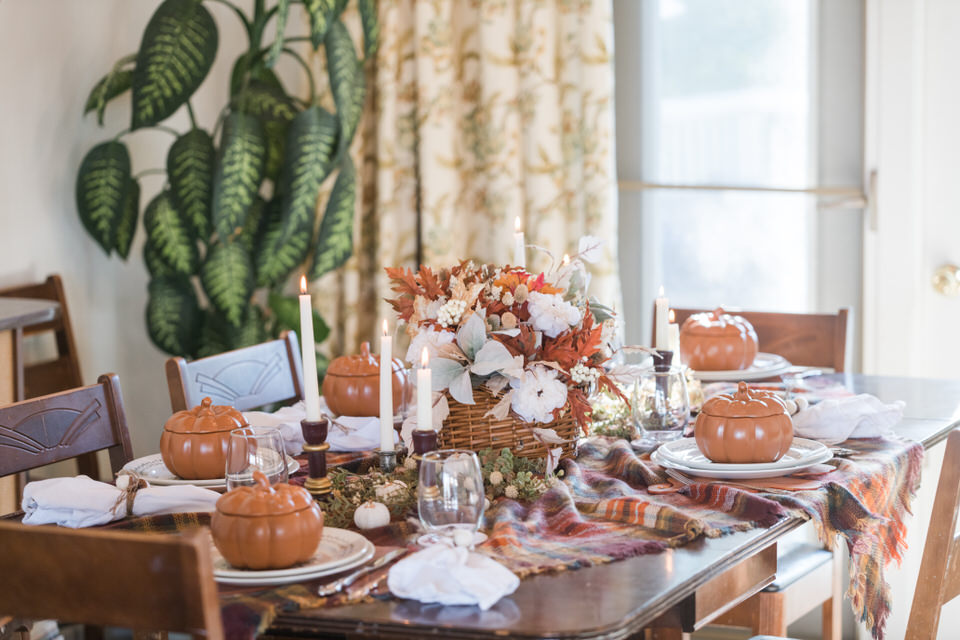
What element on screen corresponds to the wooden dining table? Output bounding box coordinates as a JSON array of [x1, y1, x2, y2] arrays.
[[261, 373, 960, 640]]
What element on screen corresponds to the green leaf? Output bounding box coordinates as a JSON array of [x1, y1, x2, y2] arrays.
[[198, 306, 267, 355], [143, 238, 177, 278], [267, 291, 330, 344], [239, 194, 267, 254], [143, 190, 199, 275], [309, 155, 355, 279], [266, 0, 291, 68], [212, 112, 267, 240], [305, 0, 337, 49], [325, 20, 365, 155], [257, 106, 337, 286], [131, 0, 217, 129], [200, 240, 254, 327], [234, 81, 297, 181], [75, 141, 132, 255], [230, 51, 284, 97], [357, 0, 380, 59], [84, 68, 133, 126], [115, 178, 140, 260], [167, 128, 215, 240], [146, 276, 201, 356]]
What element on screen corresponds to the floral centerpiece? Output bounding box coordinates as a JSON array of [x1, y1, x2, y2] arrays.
[[386, 239, 627, 457]]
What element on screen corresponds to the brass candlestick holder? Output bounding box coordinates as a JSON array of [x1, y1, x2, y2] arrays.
[[300, 418, 332, 498]]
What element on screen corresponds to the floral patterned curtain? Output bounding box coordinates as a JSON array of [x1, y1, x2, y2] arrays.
[[315, 0, 620, 360]]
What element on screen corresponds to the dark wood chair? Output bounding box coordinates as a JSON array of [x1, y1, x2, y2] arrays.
[[906, 428, 960, 639], [0, 521, 223, 639], [0, 373, 134, 481], [166, 330, 304, 412], [661, 307, 851, 372]]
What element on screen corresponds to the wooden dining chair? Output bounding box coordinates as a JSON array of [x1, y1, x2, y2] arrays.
[[0, 373, 134, 482], [655, 307, 851, 372], [905, 428, 960, 639], [166, 330, 305, 412], [0, 521, 223, 639]]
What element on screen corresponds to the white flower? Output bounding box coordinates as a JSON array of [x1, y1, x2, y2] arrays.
[[510, 365, 569, 423], [504, 485, 519, 499], [526, 291, 581, 338], [438, 299, 467, 327], [405, 327, 455, 364], [489, 470, 504, 486]]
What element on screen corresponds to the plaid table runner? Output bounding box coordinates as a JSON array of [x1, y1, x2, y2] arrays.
[[109, 435, 920, 640]]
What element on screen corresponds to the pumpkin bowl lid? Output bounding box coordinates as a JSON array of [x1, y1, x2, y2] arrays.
[[216, 471, 318, 516], [700, 381, 789, 418], [326, 341, 406, 377], [681, 308, 755, 337], [163, 397, 248, 434]]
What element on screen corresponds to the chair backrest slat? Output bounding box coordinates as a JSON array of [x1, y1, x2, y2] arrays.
[[0, 522, 223, 639], [165, 331, 304, 412]]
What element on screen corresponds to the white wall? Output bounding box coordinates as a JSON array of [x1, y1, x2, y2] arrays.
[[0, 1, 256, 457]]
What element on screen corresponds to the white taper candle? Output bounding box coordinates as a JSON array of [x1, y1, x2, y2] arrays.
[[299, 275, 321, 421], [379, 319, 394, 451]]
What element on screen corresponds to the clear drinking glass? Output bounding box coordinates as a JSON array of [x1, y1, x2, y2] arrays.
[[225, 426, 288, 490], [418, 450, 485, 545], [631, 366, 691, 447]]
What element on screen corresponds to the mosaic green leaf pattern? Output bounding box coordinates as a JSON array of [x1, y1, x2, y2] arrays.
[[325, 20, 365, 156], [201, 240, 254, 327], [75, 141, 131, 256], [115, 177, 140, 260], [143, 238, 177, 279], [84, 68, 133, 127], [268, 291, 330, 344], [212, 112, 267, 240], [131, 0, 217, 129], [266, 0, 290, 68], [167, 128, 215, 240], [305, 0, 337, 49], [357, 0, 380, 59], [146, 276, 201, 356], [310, 155, 355, 279], [144, 190, 199, 275], [234, 81, 297, 180]]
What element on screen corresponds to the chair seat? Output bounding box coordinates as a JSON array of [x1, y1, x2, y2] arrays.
[[763, 543, 833, 592]]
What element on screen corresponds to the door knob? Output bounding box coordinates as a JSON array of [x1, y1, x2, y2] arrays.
[[932, 264, 960, 297]]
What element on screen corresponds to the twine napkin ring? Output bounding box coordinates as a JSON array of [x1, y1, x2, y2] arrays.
[[114, 470, 149, 517]]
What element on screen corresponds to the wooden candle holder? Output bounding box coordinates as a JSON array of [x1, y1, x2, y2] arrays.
[[300, 418, 332, 497]]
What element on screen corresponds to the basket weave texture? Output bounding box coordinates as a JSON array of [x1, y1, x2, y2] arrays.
[[439, 387, 578, 460]]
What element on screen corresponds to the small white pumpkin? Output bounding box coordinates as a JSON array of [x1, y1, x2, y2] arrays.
[[375, 480, 408, 502], [354, 501, 391, 530]]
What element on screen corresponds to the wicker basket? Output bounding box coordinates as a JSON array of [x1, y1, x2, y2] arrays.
[[438, 387, 579, 460]]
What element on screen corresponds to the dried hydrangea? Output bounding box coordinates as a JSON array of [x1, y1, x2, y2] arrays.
[[437, 299, 467, 327], [570, 362, 601, 385]]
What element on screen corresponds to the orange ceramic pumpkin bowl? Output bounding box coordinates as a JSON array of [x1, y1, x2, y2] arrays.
[[322, 341, 407, 417], [160, 397, 247, 480], [680, 308, 758, 371], [211, 471, 324, 570], [694, 381, 793, 464]]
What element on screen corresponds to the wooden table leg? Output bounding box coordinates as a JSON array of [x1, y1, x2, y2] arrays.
[[0, 329, 17, 514]]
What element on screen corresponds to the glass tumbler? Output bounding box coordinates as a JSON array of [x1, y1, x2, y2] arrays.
[[417, 449, 485, 545], [632, 365, 691, 446], [225, 426, 288, 490]]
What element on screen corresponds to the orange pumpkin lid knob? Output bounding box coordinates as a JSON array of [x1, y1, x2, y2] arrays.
[[163, 397, 247, 434], [701, 381, 788, 418]]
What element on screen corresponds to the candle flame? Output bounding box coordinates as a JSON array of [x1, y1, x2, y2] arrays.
[[514, 216, 522, 233], [382, 318, 389, 336], [669, 309, 675, 323], [562, 254, 570, 266], [421, 346, 430, 368], [300, 275, 307, 294], [658, 285, 664, 297]]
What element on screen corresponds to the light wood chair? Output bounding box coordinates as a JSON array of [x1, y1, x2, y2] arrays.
[[0, 521, 223, 639], [656, 307, 851, 372], [906, 428, 960, 639], [166, 330, 304, 412], [0, 373, 133, 481]]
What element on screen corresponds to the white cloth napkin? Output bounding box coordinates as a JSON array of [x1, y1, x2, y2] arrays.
[[243, 400, 398, 453], [388, 544, 519, 610], [21, 475, 220, 528], [792, 394, 905, 445]]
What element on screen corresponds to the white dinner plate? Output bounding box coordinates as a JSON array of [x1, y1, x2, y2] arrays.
[[655, 437, 832, 472], [212, 527, 375, 585], [652, 446, 832, 480], [121, 453, 300, 488], [691, 353, 793, 382]]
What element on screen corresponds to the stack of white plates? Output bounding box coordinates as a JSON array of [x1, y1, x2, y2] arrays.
[[211, 527, 375, 585], [652, 437, 832, 479], [692, 352, 793, 381], [121, 453, 301, 489]]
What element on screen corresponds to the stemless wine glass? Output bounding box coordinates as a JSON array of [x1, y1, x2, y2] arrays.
[[225, 426, 288, 490], [418, 449, 485, 546], [631, 365, 691, 447]]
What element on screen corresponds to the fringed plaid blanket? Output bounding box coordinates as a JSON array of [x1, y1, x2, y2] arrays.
[[107, 435, 921, 640]]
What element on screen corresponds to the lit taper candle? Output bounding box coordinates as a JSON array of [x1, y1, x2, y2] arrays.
[[379, 319, 394, 452]]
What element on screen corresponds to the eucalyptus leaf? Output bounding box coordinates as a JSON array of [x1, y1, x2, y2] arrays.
[[200, 240, 254, 327], [84, 68, 133, 126], [309, 155, 355, 279], [456, 311, 487, 361], [75, 141, 131, 256], [146, 276, 201, 356], [304, 0, 337, 49], [212, 112, 267, 240], [430, 357, 467, 392], [325, 20, 365, 155], [114, 177, 140, 260], [448, 370, 475, 406], [167, 128, 215, 240], [470, 340, 518, 377], [143, 190, 199, 275], [131, 0, 217, 129]]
